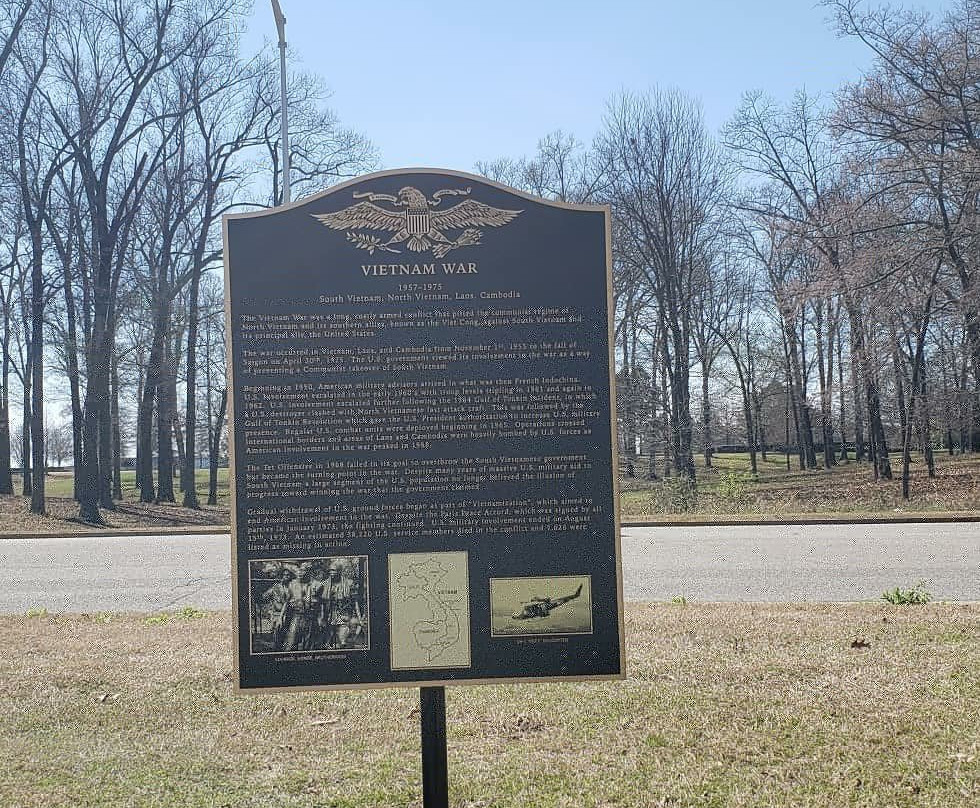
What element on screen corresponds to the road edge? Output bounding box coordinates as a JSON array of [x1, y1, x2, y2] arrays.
[[2, 510, 979, 539]]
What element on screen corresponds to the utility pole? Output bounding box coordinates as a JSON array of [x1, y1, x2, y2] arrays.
[[271, 0, 290, 204]]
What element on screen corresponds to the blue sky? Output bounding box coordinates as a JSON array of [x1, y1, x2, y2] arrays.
[[244, 0, 954, 171]]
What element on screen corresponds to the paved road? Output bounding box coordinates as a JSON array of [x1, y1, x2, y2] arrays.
[[0, 523, 976, 613], [622, 522, 978, 602]]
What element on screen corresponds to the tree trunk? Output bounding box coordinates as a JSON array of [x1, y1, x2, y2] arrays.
[[0, 304, 12, 496], [782, 327, 805, 470], [753, 385, 766, 462], [156, 340, 176, 503], [787, 328, 816, 468], [784, 377, 791, 471], [866, 377, 893, 481], [838, 336, 849, 462], [0, 392, 11, 496], [701, 359, 712, 468], [98, 370, 113, 509], [660, 354, 672, 478], [646, 342, 660, 480], [174, 415, 186, 492], [62, 263, 83, 499], [620, 316, 634, 461], [111, 353, 122, 500], [848, 312, 867, 462], [29, 226, 45, 515], [941, 353, 955, 456], [813, 301, 834, 470], [137, 312, 166, 502], [920, 374, 935, 478], [207, 388, 227, 506], [671, 329, 696, 481], [849, 303, 890, 478], [79, 311, 109, 524], [21, 349, 30, 497], [183, 262, 202, 508], [893, 341, 909, 456]]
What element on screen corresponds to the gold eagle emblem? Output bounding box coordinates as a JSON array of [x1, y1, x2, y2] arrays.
[[311, 186, 522, 258]]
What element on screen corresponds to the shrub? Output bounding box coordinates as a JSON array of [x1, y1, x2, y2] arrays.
[[718, 471, 754, 511], [653, 476, 698, 513], [881, 582, 931, 605]]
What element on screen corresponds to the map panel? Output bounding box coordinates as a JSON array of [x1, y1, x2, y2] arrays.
[[388, 552, 470, 670]]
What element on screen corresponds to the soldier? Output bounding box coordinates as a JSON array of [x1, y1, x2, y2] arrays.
[[258, 566, 293, 651], [275, 563, 319, 652], [317, 558, 364, 649]]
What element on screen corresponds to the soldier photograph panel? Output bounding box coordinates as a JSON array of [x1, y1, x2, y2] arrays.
[[490, 575, 593, 638], [248, 556, 369, 655]]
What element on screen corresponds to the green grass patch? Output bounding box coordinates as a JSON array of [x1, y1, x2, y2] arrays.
[[144, 605, 208, 626], [882, 582, 932, 605], [43, 468, 229, 504]]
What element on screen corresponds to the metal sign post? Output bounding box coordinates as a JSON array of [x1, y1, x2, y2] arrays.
[[420, 686, 449, 807]]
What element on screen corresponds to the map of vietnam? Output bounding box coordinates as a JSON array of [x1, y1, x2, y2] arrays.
[[398, 561, 460, 661], [388, 552, 470, 670]]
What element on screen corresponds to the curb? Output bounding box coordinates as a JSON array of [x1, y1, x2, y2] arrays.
[[3, 511, 979, 539], [0, 525, 230, 540], [621, 513, 980, 528]]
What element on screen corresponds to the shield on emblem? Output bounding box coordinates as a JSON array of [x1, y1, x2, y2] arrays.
[[407, 210, 429, 236]]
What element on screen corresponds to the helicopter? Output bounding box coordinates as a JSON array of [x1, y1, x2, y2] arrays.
[[511, 584, 583, 620]]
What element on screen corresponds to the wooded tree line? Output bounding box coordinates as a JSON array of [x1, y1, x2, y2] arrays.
[[0, 0, 977, 522], [480, 0, 980, 501], [0, 0, 375, 522]]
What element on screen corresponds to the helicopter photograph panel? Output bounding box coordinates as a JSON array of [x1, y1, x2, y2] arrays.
[[489, 575, 593, 638]]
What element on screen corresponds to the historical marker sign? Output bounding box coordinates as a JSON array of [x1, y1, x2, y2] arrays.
[[224, 169, 623, 690]]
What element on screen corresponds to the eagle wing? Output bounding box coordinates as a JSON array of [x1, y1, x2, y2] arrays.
[[311, 201, 403, 233], [430, 199, 522, 231]]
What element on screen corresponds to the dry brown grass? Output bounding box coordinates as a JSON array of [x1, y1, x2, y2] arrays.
[[1, 604, 977, 807], [621, 452, 980, 517], [0, 491, 228, 535]]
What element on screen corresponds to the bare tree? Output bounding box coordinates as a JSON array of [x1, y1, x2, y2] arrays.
[[477, 130, 605, 204], [725, 90, 893, 478], [12, 0, 67, 513], [691, 248, 735, 467], [599, 89, 729, 481], [199, 273, 225, 505], [830, 0, 980, 452], [257, 65, 376, 207], [0, 0, 34, 83], [39, 0, 246, 522]]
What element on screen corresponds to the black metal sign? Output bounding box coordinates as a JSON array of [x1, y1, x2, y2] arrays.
[[224, 169, 623, 691]]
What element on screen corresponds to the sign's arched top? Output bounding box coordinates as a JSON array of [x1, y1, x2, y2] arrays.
[[223, 167, 610, 220]]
